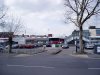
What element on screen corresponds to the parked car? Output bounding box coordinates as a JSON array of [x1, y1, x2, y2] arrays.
[[19, 44, 25, 49], [94, 42, 100, 45], [46, 44, 51, 47], [38, 44, 43, 47], [0, 45, 4, 52], [5, 44, 19, 49], [12, 44, 19, 49], [84, 43, 94, 49], [33, 44, 38, 48], [25, 44, 33, 49], [34, 44, 43, 47], [61, 44, 69, 49]]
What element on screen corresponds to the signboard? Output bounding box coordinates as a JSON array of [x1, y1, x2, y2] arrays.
[[97, 47, 100, 53]]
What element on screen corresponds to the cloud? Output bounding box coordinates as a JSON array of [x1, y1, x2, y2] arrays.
[[4, 0, 100, 37], [5, 0, 63, 13], [0, 0, 4, 6]]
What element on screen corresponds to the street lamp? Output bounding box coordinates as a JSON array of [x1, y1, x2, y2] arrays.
[[75, 30, 78, 53]]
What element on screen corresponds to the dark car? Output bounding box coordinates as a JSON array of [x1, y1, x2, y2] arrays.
[[61, 44, 69, 49], [46, 44, 51, 47]]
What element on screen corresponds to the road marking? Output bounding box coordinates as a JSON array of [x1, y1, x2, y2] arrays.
[[24, 66, 54, 68], [14, 54, 32, 57], [88, 68, 100, 70], [89, 58, 100, 60], [7, 64, 55, 69], [70, 54, 89, 58], [7, 64, 24, 67]]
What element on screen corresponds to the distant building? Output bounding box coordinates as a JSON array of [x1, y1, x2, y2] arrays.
[[72, 30, 90, 38], [48, 34, 53, 37], [89, 26, 100, 43], [49, 38, 64, 44], [66, 26, 100, 45], [0, 32, 53, 45], [0, 32, 14, 46], [89, 26, 96, 36]]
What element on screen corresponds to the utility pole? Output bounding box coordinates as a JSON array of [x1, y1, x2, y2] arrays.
[[75, 30, 77, 53]]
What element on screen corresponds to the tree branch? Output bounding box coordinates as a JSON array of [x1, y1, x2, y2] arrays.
[[82, 0, 100, 24], [65, 0, 78, 14]]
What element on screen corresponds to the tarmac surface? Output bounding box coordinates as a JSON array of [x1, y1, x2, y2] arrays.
[[0, 46, 100, 75]]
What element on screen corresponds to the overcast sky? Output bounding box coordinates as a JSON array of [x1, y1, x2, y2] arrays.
[[0, 0, 100, 37]]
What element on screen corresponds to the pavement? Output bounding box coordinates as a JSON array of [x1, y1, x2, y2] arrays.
[[1, 46, 100, 59], [3, 47, 46, 54], [46, 47, 62, 55], [57, 46, 100, 59], [0, 47, 62, 57]]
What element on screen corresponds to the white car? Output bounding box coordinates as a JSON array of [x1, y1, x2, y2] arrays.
[[85, 43, 94, 49]]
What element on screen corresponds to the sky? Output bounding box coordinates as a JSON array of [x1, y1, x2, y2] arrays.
[[0, 0, 100, 37]]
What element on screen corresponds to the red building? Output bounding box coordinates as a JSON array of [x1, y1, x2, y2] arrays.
[[49, 38, 64, 44]]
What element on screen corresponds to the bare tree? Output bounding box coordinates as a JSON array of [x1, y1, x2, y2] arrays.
[[2, 16, 23, 53], [0, 5, 23, 53], [0, 5, 7, 27], [64, 0, 100, 53]]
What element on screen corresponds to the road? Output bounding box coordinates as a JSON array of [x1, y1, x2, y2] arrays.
[[0, 46, 100, 75]]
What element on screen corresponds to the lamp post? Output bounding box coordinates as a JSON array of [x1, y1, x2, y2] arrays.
[[75, 30, 78, 53], [72, 30, 77, 53]]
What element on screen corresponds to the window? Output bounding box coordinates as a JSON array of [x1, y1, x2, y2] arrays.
[[96, 29, 100, 36]]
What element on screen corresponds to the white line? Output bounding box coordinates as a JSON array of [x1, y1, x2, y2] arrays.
[[24, 66, 55, 69], [7, 64, 55, 69], [7, 64, 24, 67], [88, 68, 100, 70]]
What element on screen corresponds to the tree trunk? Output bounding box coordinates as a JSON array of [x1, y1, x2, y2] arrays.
[[79, 26, 84, 53], [8, 36, 12, 53]]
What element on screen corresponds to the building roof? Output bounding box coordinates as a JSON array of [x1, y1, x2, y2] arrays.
[[89, 26, 96, 29]]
